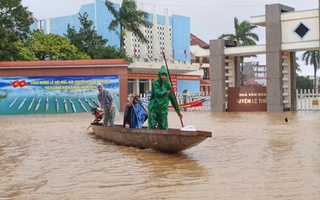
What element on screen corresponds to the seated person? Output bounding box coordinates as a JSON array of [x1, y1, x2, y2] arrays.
[[123, 93, 148, 128]]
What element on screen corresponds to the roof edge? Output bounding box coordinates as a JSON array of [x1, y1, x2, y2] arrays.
[[0, 59, 129, 67]]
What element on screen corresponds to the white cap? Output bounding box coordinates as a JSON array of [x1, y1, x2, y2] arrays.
[[97, 83, 103, 87]]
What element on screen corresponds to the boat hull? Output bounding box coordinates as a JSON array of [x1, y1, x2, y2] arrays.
[[90, 124, 211, 153]]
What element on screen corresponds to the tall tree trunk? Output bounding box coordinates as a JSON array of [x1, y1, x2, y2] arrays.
[[312, 52, 317, 90], [314, 64, 317, 90], [120, 25, 124, 49]]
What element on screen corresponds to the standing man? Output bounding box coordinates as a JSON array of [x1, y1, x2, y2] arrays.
[[123, 93, 148, 128], [97, 83, 115, 126], [148, 65, 183, 130]]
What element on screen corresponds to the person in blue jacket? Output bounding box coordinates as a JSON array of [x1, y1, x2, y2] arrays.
[[123, 93, 148, 128]]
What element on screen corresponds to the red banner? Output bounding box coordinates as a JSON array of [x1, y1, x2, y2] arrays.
[[11, 80, 28, 88], [11, 80, 20, 88], [169, 99, 203, 108], [19, 80, 28, 87]]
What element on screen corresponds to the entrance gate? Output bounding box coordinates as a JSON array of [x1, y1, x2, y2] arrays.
[[209, 3, 320, 112]]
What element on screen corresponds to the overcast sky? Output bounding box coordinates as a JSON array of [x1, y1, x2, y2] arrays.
[[21, 0, 319, 75]]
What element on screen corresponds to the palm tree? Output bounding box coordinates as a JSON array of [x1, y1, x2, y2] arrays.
[[105, 0, 151, 48], [301, 51, 320, 89], [219, 17, 259, 46], [295, 56, 301, 73], [218, 17, 259, 66]]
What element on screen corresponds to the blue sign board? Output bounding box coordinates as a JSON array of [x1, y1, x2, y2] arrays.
[[0, 75, 119, 115]]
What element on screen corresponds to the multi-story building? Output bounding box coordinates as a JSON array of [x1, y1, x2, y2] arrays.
[[242, 61, 267, 86], [242, 61, 267, 78], [190, 34, 210, 93], [33, 0, 202, 95]]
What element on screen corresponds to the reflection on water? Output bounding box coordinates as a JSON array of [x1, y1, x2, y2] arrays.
[[1, 111, 320, 199]]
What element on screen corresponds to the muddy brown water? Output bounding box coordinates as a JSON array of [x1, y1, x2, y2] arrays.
[[1, 111, 320, 199]]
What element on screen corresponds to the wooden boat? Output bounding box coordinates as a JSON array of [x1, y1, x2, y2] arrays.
[[90, 123, 212, 153]]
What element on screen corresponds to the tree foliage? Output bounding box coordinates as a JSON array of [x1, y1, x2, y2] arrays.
[[26, 30, 90, 60], [65, 12, 130, 61], [0, 0, 35, 61], [301, 51, 319, 89], [65, 12, 108, 59], [296, 75, 313, 90], [219, 17, 259, 66], [105, 0, 151, 47], [14, 40, 38, 61], [295, 56, 301, 72], [219, 17, 259, 46]]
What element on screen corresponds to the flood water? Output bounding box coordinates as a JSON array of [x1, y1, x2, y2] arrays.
[[1, 111, 320, 200]]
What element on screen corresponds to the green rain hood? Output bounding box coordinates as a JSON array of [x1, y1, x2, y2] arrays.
[[148, 66, 181, 115]]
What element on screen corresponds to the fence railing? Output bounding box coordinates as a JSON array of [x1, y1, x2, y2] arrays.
[[134, 89, 320, 112], [296, 89, 320, 111]]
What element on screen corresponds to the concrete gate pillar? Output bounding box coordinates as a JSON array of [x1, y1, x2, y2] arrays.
[[265, 4, 294, 111], [209, 4, 300, 112], [209, 39, 240, 112], [210, 39, 226, 112]]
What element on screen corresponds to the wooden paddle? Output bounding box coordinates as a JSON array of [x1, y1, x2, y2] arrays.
[[162, 51, 184, 127]]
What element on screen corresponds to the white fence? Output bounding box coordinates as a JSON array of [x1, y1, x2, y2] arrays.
[[136, 89, 320, 112], [296, 89, 320, 111]]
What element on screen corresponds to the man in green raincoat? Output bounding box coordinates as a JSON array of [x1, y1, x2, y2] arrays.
[[148, 65, 183, 130]]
